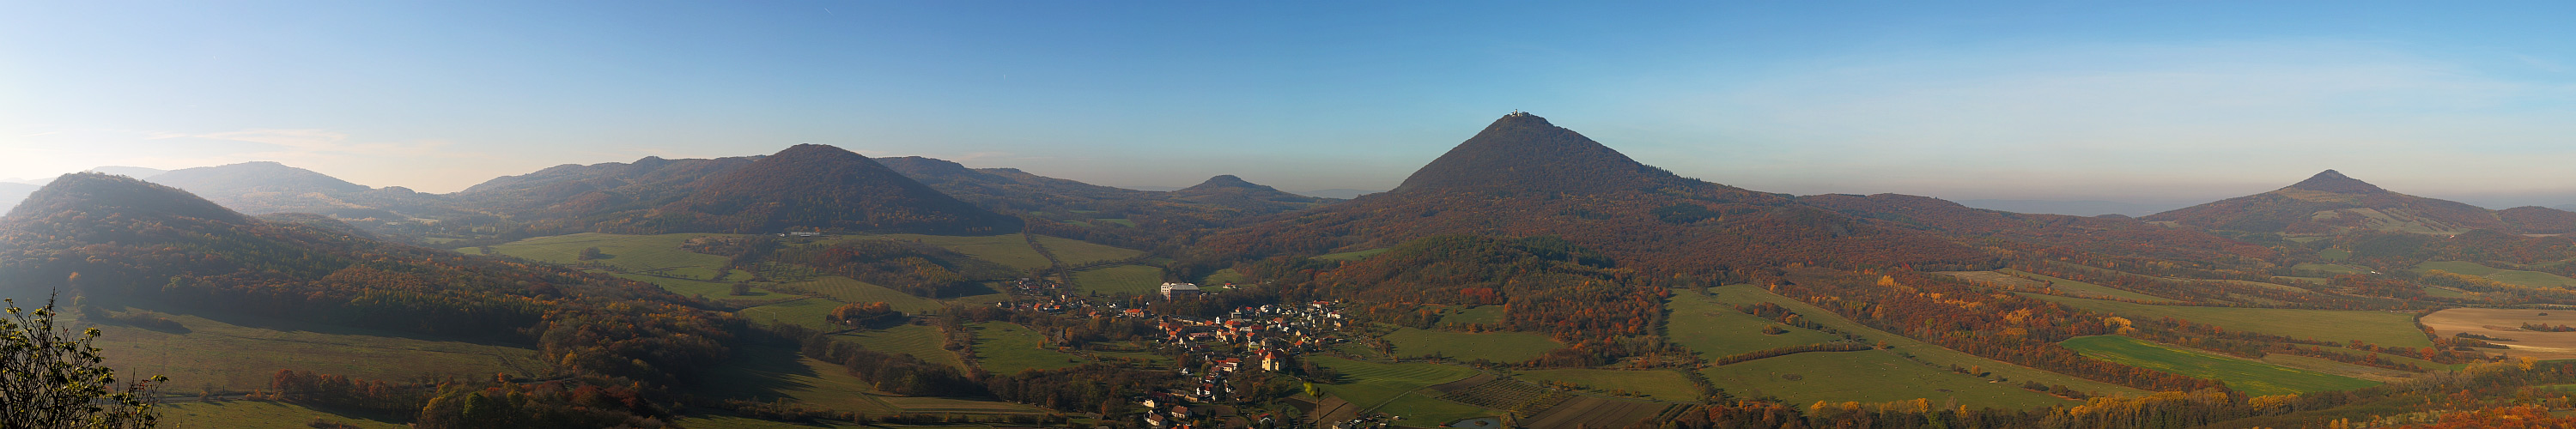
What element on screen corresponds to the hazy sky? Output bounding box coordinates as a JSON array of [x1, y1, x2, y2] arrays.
[[4, 2, 2573, 205]]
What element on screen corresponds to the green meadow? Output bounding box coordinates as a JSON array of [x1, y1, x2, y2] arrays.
[[969, 322, 1087, 374], [1382, 328, 1563, 363], [2021, 293, 2432, 348], [2060, 335, 2379, 396]]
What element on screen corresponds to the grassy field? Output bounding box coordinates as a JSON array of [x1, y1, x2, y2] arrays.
[[2021, 293, 2433, 348], [85, 308, 545, 392], [1072, 265, 1166, 295], [161, 402, 409, 428], [969, 322, 1087, 374], [700, 345, 902, 414], [838, 323, 965, 369], [1704, 286, 2142, 397], [1200, 268, 1249, 285], [780, 275, 945, 313], [860, 233, 1052, 270], [1665, 291, 1844, 357], [1033, 235, 1143, 266], [2293, 263, 2367, 275], [738, 298, 845, 329], [1997, 269, 2172, 302], [1444, 305, 1505, 325], [2061, 335, 2379, 396], [1699, 349, 2073, 409], [2415, 261, 2576, 288], [1514, 369, 1703, 402], [1310, 357, 1484, 412], [1374, 394, 1494, 425], [477, 233, 744, 280], [670, 414, 878, 429], [1315, 247, 1391, 261], [1382, 328, 1563, 363]]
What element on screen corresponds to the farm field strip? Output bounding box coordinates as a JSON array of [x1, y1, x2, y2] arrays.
[[849, 233, 1053, 270], [2414, 261, 2576, 288], [1704, 285, 2139, 396], [2020, 293, 2433, 348], [1993, 269, 2175, 302], [1512, 368, 1702, 402], [1698, 348, 2075, 409], [2058, 335, 2378, 396]]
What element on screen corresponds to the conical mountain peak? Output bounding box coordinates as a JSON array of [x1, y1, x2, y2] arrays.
[[2282, 169, 2387, 194], [1182, 175, 1265, 191], [5, 172, 245, 224], [1392, 112, 1672, 194]]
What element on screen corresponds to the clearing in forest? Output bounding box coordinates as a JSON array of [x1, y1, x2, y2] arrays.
[[1663, 291, 1843, 358], [1697, 348, 2073, 409], [83, 306, 544, 392]]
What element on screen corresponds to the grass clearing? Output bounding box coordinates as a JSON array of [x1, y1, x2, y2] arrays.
[[1315, 247, 1391, 261], [779, 275, 944, 313], [2060, 335, 2378, 396], [2293, 263, 2367, 275], [1699, 349, 2072, 409], [161, 402, 408, 429], [2022, 293, 2432, 348], [1514, 369, 1703, 402], [1200, 268, 1249, 286], [1664, 292, 1843, 357], [970, 322, 1086, 374], [838, 323, 965, 370], [1310, 356, 1482, 409], [1382, 328, 1562, 363], [738, 298, 844, 329], [1072, 265, 1166, 295], [1444, 305, 1505, 325], [1033, 235, 1143, 266], [84, 308, 544, 392], [477, 233, 742, 280], [1705, 285, 2140, 397]]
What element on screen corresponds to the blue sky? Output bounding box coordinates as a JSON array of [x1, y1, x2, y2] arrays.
[[3, 2, 2572, 207]]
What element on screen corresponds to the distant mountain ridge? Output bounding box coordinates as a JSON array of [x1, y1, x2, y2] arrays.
[[632, 143, 1019, 235], [2146, 170, 2576, 235]]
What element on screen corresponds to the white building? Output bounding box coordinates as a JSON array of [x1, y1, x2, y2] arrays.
[[1160, 282, 1202, 299]]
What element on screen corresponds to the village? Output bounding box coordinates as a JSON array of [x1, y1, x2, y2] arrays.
[[989, 280, 1355, 428]]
